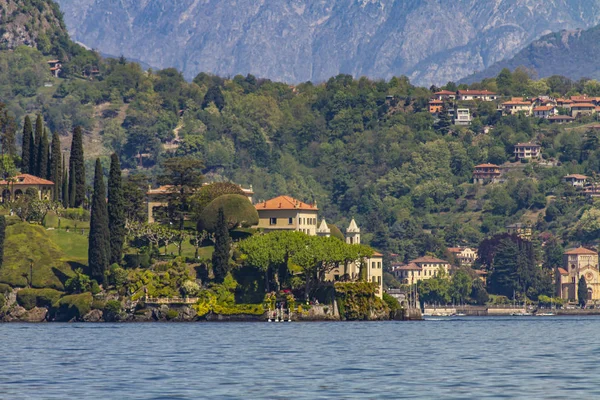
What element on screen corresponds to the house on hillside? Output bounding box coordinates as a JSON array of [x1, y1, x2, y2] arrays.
[[506, 223, 532, 240], [473, 163, 501, 184], [447, 247, 478, 267], [556, 98, 573, 109], [502, 98, 533, 116], [456, 90, 497, 101], [533, 106, 558, 118], [570, 95, 600, 105], [0, 174, 54, 202], [564, 174, 588, 188], [433, 90, 456, 100], [548, 115, 574, 124], [254, 196, 318, 235], [428, 99, 444, 114], [514, 142, 541, 160], [47, 60, 61, 77], [454, 108, 471, 125], [571, 103, 596, 118], [557, 247, 600, 303], [392, 256, 450, 284]]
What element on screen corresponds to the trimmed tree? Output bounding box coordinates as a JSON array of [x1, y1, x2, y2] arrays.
[[107, 153, 125, 264], [197, 194, 258, 233], [212, 207, 231, 283], [68, 126, 85, 207], [50, 132, 61, 200], [190, 182, 245, 219], [578, 275, 588, 307], [88, 159, 110, 283], [62, 155, 69, 208], [0, 215, 5, 267], [21, 116, 32, 173], [32, 114, 42, 175], [37, 128, 49, 178]]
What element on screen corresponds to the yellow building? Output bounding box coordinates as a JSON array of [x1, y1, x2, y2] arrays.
[[254, 195, 318, 235], [393, 256, 450, 284], [448, 247, 478, 266], [557, 247, 600, 303], [0, 174, 54, 202]]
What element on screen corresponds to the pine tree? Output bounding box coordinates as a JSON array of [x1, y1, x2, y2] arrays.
[[62, 155, 69, 208], [578, 275, 588, 307], [50, 132, 61, 201], [68, 126, 85, 207], [21, 116, 32, 173], [434, 103, 452, 135], [0, 215, 6, 267], [107, 153, 125, 264], [212, 207, 231, 282], [1, 110, 16, 158], [32, 114, 42, 175], [37, 128, 49, 178], [88, 159, 110, 282]]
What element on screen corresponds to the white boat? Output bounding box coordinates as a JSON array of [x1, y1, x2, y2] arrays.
[[510, 312, 532, 316], [536, 312, 555, 316]]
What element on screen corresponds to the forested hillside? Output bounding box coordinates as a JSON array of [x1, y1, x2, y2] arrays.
[[2, 0, 600, 269]]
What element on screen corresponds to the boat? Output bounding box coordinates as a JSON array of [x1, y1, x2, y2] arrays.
[[536, 312, 555, 316], [510, 312, 532, 316]]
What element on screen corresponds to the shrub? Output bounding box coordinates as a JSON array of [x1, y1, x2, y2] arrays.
[[181, 280, 200, 297], [0, 283, 11, 294], [17, 288, 63, 310], [91, 299, 105, 310], [191, 182, 246, 217], [123, 254, 151, 269], [103, 300, 122, 322], [166, 309, 179, 320], [197, 194, 258, 232], [65, 268, 91, 293], [383, 292, 401, 314], [53, 292, 92, 321]]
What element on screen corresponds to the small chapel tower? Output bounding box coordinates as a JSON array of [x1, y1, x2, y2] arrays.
[[346, 218, 360, 244], [317, 219, 331, 237]]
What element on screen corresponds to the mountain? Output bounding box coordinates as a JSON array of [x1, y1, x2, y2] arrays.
[[0, 0, 69, 53], [464, 24, 600, 83], [54, 0, 600, 86]]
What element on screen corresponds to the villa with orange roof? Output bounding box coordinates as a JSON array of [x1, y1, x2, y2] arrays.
[[433, 90, 456, 100], [0, 173, 54, 202], [473, 163, 501, 184], [447, 247, 478, 266], [428, 99, 444, 114], [533, 105, 557, 119], [254, 195, 319, 235], [557, 247, 600, 303], [563, 174, 588, 188], [502, 98, 533, 116], [571, 103, 596, 118], [392, 256, 450, 284], [456, 89, 497, 101]]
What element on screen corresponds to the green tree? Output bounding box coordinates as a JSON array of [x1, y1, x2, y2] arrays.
[[88, 159, 110, 283], [49, 132, 61, 201], [450, 269, 473, 304], [190, 182, 245, 218], [21, 115, 32, 173], [0, 104, 16, 158], [32, 114, 43, 175], [202, 85, 225, 111], [496, 68, 513, 95], [62, 155, 69, 208], [578, 275, 588, 307], [196, 194, 258, 233], [434, 103, 451, 135], [108, 153, 125, 264], [470, 278, 489, 305], [0, 215, 5, 267], [122, 173, 148, 223], [37, 128, 49, 178], [69, 126, 85, 207], [212, 207, 231, 283]]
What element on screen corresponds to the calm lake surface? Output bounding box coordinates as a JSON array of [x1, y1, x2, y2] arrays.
[[1, 317, 599, 399]]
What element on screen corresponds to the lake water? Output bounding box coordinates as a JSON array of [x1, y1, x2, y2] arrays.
[[1, 317, 599, 399]]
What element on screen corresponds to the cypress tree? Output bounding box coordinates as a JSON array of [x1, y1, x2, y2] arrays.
[[68, 126, 85, 207], [32, 114, 42, 175], [88, 159, 110, 282], [578, 275, 588, 307], [21, 116, 32, 173], [62, 155, 69, 208], [107, 153, 125, 264], [37, 128, 49, 178], [0, 215, 5, 267], [212, 207, 231, 283], [50, 132, 61, 201]]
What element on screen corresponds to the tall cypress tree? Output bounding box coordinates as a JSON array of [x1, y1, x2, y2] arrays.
[[107, 153, 125, 264], [32, 114, 42, 175], [212, 207, 231, 283], [62, 155, 69, 208], [50, 132, 61, 201], [21, 116, 32, 173], [68, 126, 85, 207], [88, 159, 110, 282], [578, 276, 588, 307], [37, 128, 49, 178], [0, 215, 6, 267]]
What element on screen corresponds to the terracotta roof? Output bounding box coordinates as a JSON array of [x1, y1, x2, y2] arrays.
[[533, 106, 554, 111], [558, 268, 569, 275], [429, 100, 443, 104], [434, 90, 456, 95], [0, 174, 53, 186], [457, 90, 496, 95], [411, 256, 449, 264], [372, 251, 383, 257], [146, 185, 174, 195], [503, 100, 531, 106], [49, 67, 60, 71], [571, 103, 596, 108], [395, 263, 422, 271], [447, 247, 463, 253], [255, 195, 318, 211], [564, 174, 588, 180], [515, 142, 540, 148], [565, 247, 598, 255], [474, 163, 499, 168], [556, 98, 573, 103]]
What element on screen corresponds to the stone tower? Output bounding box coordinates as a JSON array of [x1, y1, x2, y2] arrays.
[[346, 218, 360, 244], [317, 219, 331, 237]]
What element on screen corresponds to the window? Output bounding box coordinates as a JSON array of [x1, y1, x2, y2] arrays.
[[378, 276, 381, 284], [270, 217, 277, 225], [288, 217, 293, 225], [372, 262, 375, 269], [378, 262, 381, 269]]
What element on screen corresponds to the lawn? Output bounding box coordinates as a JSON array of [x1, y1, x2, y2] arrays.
[[46, 229, 89, 263]]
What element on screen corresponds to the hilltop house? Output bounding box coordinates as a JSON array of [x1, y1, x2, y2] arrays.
[[514, 142, 541, 160], [456, 90, 497, 101], [548, 115, 574, 124], [571, 103, 596, 118], [473, 163, 501, 184], [448, 247, 478, 267], [433, 90, 456, 100], [392, 256, 450, 284], [533, 106, 558, 118], [564, 174, 588, 188], [454, 108, 471, 125], [502, 98, 533, 116], [0, 174, 54, 202], [557, 247, 600, 303], [254, 195, 318, 235], [428, 99, 444, 114]]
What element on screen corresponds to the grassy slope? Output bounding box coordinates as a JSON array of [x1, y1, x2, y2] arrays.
[[0, 223, 77, 290], [46, 229, 89, 263]]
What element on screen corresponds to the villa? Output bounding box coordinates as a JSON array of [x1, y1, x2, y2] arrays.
[[571, 103, 596, 118], [0, 174, 54, 202], [392, 256, 450, 285], [533, 106, 557, 118], [557, 247, 600, 303], [502, 98, 533, 116], [563, 174, 588, 188], [447, 247, 478, 267], [473, 163, 501, 184], [456, 89, 497, 101], [254, 195, 318, 235], [514, 142, 541, 160]]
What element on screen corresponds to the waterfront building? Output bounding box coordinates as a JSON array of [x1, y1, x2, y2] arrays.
[[392, 256, 450, 284], [557, 247, 600, 303]]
